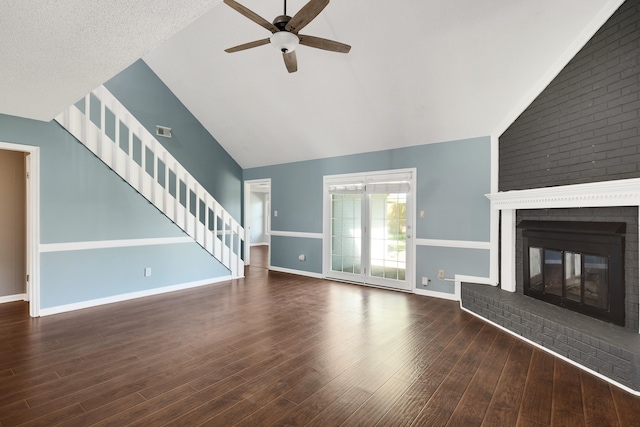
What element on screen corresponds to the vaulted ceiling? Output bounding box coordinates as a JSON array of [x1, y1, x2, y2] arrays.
[[1, 0, 625, 168]]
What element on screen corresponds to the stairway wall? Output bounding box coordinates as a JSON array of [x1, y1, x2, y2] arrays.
[[0, 66, 239, 311], [105, 60, 243, 220]]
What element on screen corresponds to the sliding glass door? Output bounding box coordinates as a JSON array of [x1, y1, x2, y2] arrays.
[[325, 170, 414, 291]]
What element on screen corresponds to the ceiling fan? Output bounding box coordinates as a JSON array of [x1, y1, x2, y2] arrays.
[[223, 0, 351, 73]]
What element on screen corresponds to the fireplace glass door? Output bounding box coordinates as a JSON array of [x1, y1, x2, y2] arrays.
[[520, 221, 625, 326], [528, 248, 609, 310]]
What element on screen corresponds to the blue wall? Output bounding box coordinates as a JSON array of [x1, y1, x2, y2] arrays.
[[0, 61, 239, 309], [270, 236, 323, 274], [41, 243, 229, 307], [244, 137, 491, 294], [416, 246, 490, 293], [104, 60, 243, 220]]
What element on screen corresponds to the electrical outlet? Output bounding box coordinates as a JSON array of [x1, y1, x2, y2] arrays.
[[420, 210, 425, 219], [144, 267, 151, 277], [438, 269, 445, 279], [274, 210, 278, 217], [422, 276, 429, 285]]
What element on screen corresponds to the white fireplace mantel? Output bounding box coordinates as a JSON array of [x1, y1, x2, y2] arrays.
[[486, 177, 640, 333], [487, 177, 640, 210]]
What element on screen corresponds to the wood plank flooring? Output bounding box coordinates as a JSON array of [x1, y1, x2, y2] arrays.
[[1, 246, 640, 426]]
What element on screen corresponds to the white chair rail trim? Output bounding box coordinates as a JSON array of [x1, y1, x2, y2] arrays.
[[40, 237, 193, 253]]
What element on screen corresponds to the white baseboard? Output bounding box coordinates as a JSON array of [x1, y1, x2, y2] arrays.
[[39, 275, 236, 317], [453, 275, 494, 300], [414, 275, 493, 301], [268, 266, 324, 279], [413, 288, 458, 301], [0, 293, 28, 304]]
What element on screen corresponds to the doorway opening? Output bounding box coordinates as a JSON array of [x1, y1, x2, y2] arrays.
[[0, 142, 40, 317], [243, 179, 271, 267]]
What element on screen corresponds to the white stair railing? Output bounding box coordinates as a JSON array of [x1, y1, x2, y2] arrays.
[[55, 85, 245, 276]]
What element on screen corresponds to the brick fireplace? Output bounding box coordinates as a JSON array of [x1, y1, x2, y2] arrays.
[[463, 0, 640, 392], [462, 181, 640, 392]]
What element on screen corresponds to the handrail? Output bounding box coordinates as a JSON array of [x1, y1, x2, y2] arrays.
[[55, 85, 244, 276]]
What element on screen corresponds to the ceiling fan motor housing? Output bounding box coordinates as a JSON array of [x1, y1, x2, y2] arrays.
[[272, 15, 291, 30]]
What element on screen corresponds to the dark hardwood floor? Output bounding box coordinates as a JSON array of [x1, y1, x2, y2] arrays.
[[248, 245, 270, 270], [1, 245, 639, 426]]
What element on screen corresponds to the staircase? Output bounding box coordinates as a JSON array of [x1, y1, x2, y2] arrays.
[[55, 85, 245, 277]]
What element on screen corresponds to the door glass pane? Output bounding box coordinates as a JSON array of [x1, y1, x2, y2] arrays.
[[529, 247, 543, 291], [544, 249, 563, 296], [584, 255, 608, 310], [369, 193, 406, 281], [565, 252, 582, 303], [331, 194, 361, 274], [397, 262, 406, 281]]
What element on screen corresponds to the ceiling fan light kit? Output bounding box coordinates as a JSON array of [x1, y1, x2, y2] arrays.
[[223, 0, 350, 73], [270, 31, 299, 53]]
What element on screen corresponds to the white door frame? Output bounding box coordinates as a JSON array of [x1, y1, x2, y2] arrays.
[[323, 168, 416, 292], [0, 142, 40, 317], [243, 178, 271, 266]]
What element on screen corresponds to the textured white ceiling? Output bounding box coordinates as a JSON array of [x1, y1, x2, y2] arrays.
[[2, 0, 625, 169], [0, 0, 221, 121]]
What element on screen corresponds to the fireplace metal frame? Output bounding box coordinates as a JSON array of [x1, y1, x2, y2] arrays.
[[520, 220, 625, 326]]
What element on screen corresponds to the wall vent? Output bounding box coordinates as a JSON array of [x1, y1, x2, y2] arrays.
[[156, 125, 172, 138]]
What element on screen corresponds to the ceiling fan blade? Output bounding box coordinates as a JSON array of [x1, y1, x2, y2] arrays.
[[283, 51, 298, 73], [285, 0, 329, 33], [225, 38, 270, 53], [223, 0, 279, 33], [298, 34, 350, 53]]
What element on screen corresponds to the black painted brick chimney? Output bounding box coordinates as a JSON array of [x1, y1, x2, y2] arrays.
[[499, 0, 640, 191]]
